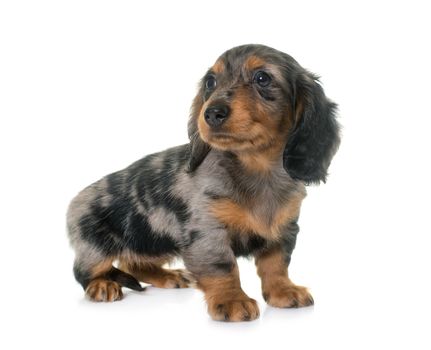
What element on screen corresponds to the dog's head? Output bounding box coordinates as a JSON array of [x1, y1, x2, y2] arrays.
[[187, 44, 340, 184]]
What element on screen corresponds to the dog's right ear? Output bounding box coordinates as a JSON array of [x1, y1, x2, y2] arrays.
[[186, 88, 211, 172]]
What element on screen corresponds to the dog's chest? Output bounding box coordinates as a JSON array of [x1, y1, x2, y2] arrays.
[[210, 189, 304, 240]]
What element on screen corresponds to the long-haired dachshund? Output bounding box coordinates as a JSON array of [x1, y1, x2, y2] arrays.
[[67, 44, 340, 322]]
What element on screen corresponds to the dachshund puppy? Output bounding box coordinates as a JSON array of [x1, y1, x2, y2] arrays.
[[67, 44, 340, 322]]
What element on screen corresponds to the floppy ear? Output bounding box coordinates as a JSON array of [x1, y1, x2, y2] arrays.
[[186, 89, 211, 172], [283, 72, 341, 184]]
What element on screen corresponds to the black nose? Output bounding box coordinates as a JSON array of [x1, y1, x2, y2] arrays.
[[204, 105, 230, 127]]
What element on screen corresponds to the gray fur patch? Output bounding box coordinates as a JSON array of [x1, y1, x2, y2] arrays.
[[147, 206, 182, 236]]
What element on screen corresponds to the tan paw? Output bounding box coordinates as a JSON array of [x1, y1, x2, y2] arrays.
[[150, 269, 196, 289], [263, 284, 314, 308], [85, 279, 123, 302], [208, 297, 260, 322]]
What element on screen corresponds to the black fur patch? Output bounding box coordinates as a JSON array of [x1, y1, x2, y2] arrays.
[[73, 264, 91, 290], [79, 212, 123, 256], [231, 234, 268, 257], [281, 221, 300, 265], [73, 265, 145, 291], [213, 261, 235, 273], [105, 267, 145, 291], [124, 212, 178, 255]]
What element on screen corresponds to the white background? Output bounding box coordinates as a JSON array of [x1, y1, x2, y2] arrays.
[[1, 0, 430, 349]]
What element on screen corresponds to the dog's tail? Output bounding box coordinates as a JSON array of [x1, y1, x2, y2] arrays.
[[105, 267, 146, 291], [74, 263, 145, 291]]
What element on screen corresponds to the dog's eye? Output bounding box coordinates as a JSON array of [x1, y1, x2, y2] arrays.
[[205, 76, 217, 90], [254, 71, 271, 87]]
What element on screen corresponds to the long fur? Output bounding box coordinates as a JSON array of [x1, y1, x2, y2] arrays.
[[67, 44, 340, 316]]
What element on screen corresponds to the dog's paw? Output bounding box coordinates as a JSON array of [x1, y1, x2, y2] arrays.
[[85, 279, 123, 302], [263, 284, 313, 308], [153, 269, 196, 289], [208, 297, 260, 322]]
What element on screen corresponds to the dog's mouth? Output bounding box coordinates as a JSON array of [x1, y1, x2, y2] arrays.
[[210, 132, 246, 143], [205, 131, 262, 152], [211, 132, 236, 139]]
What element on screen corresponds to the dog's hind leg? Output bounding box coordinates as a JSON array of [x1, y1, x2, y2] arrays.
[[118, 256, 195, 289], [73, 254, 145, 302], [67, 179, 145, 301]]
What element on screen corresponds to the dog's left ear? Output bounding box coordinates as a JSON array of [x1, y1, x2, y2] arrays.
[[283, 72, 341, 184], [186, 89, 211, 172]]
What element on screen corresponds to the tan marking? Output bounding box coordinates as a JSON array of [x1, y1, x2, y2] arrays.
[[229, 87, 257, 131], [236, 142, 285, 173], [211, 59, 224, 74], [211, 191, 304, 240], [245, 55, 266, 71], [255, 247, 313, 308], [198, 267, 259, 322], [247, 99, 294, 170], [118, 253, 194, 288], [122, 264, 194, 288], [90, 258, 115, 278], [119, 250, 174, 268], [256, 247, 288, 280], [86, 279, 123, 302]]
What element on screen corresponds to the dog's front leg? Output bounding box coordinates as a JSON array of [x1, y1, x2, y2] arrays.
[[183, 227, 259, 322], [197, 265, 260, 322], [255, 221, 314, 308]]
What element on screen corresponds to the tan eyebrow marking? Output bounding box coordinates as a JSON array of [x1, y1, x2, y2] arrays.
[[211, 59, 225, 74], [244, 55, 266, 70]]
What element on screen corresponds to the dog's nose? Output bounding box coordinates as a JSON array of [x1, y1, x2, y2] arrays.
[[204, 105, 230, 127]]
